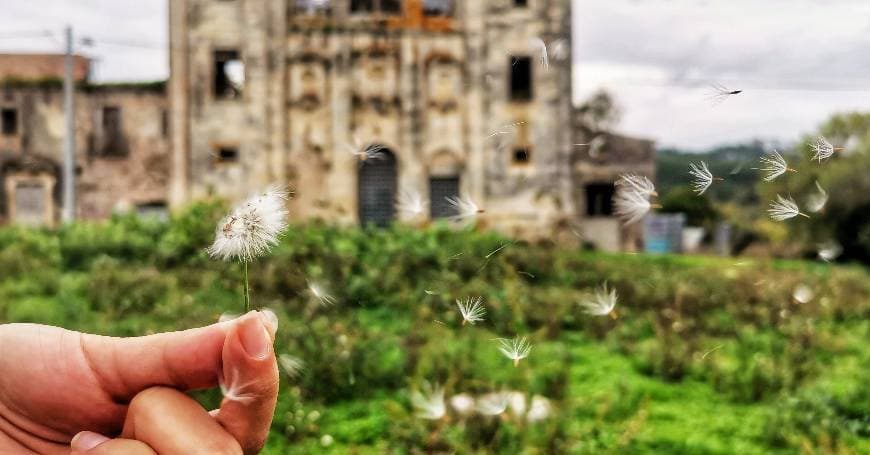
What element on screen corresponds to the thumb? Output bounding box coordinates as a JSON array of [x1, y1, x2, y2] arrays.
[[214, 311, 279, 454]]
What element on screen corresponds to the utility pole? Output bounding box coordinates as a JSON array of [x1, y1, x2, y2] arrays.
[[62, 25, 76, 223]]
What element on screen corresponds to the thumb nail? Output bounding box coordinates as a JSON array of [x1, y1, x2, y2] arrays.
[[71, 431, 110, 451], [240, 313, 272, 359], [258, 309, 278, 338]]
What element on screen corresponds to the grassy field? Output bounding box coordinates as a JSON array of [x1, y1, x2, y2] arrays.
[[1, 203, 868, 453]]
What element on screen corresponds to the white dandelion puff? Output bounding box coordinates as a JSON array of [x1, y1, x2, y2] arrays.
[[817, 240, 842, 262], [411, 382, 446, 420], [449, 394, 476, 416], [456, 297, 486, 325], [768, 194, 809, 221], [616, 173, 657, 198], [497, 336, 532, 367], [446, 195, 484, 221], [757, 150, 796, 182], [810, 136, 844, 162], [477, 392, 511, 416], [689, 161, 720, 195], [706, 82, 742, 106], [208, 186, 289, 262], [806, 181, 828, 213], [581, 283, 618, 317], [308, 280, 336, 306], [397, 189, 428, 218], [614, 189, 655, 225], [792, 284, 814, 304], [529, 37, 549, 70], [278, 354, 305, 379], [527, 395, 553, 422]]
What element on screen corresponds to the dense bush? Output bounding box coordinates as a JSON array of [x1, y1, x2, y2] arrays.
[[0, 204, 868, 453]]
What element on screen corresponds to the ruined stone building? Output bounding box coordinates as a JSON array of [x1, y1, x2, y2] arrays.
[[0, 0, 654, 251], [0, 54, 169, 227]]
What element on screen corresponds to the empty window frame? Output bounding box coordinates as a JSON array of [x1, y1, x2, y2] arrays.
[[585, 183, 615, 216], [213, 50, 243, 99], [512, 146, 531, 165], [514, 0, 528, 7], [429, 176, 460, 219], [214, 145, 239, 164], [1, 108, 17, 135], [423, 0, 452, 16], [101, 106, 127, 157], [509, 56, 533, 101], [350, 0, 401, 14]]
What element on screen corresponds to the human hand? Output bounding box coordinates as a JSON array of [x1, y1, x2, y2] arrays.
[[0, 311, 279, 454]]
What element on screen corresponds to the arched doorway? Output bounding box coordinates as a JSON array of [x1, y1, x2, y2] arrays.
[[358, 146, 397, 227]]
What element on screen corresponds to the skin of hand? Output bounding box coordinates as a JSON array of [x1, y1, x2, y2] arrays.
[[0, 310, 279, 454]]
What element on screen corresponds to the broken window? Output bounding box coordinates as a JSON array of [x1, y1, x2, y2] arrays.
[[213, 50, 243, 99], [294, 0, 331, 14], [512, 146, 531, 165], [423, 0, 452, 16], [429, 176, 460, 219], [350, 0, 401, 14], [1, 108, 17, 136], [100, 106, 127, 157], [585, 183, 615, 216], [509, 56, 532, 101], [215, 145, 239, 164]]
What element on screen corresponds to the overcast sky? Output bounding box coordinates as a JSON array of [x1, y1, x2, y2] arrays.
[[1, 0, 868, 150]]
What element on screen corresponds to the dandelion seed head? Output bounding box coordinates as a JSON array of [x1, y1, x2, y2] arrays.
[[456, 297, 486, 325], [689, 161, 714, 195], [411, 382, 446, 420], [497, 336, 532, 366], [308, 281, 336, 306], [616, 173, 656, 198], [768, 194, 807, 221], [581, 283, 618, 316], [208, 186, 289, 262]]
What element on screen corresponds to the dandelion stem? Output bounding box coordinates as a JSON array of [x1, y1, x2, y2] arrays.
[[243, 260, 250, 312]]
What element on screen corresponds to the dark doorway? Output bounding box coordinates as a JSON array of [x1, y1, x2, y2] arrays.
[[358, 147, 397, 227], [429, 176, 459, 219]]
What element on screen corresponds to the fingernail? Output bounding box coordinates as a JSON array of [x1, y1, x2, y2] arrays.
[[258, 309, 278, 336], [240, 313, 271, 360], [71, 431, 109, 451]]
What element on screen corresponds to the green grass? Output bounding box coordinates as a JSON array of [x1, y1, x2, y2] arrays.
[[0, 205, 867, 452]]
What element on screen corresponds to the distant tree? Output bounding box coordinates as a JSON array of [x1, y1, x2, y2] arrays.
[[575, 89, 621, 133], [659, 185, 720, 228]]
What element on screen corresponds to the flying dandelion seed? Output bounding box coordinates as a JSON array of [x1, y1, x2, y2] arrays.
[[817, 240, 842, 262], [701, 345, 724, 360], [424, 290, 438, 295], [485, 242, 511, 259], [411, 382, 446, 420], [806, 181, 828, 213], [756, 150, 797, 181], [549, 39, 569, 61], [450, 394, 476, 416], [477, 392, 511, 416], [616, 173, 657, 198], [397, 189, 428, 218], [308, 281, 336, 306], [768, 194, 809, 221], [278, 354, 305, 379], [527, 395, 552, 422], [688, 161, 721, 195], [345, 136, 386, 164], [810, 135, 845, 162], [614, 188, 655, 225], [581, 283, 618, 317], [456, 297, 486, 325], [497, 336, 532, 367], [529, 37, 549, 70], [793, 284, 814, 304], [219, 364, 258, 405], [446, 195, 484, 222], [706, 82, 742, 106], [208, 186, 289, 312]]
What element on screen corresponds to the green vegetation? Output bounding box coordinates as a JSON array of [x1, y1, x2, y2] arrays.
[[1, 205, 868, 453]]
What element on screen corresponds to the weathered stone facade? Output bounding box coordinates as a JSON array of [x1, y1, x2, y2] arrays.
[[170, 0, 587, 239], [0, 61, 170, 226]]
